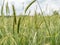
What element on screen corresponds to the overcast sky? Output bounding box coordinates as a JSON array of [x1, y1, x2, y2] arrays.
[[0, 0, 60, 15]]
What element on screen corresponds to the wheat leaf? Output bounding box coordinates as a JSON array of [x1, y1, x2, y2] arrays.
[[17, 17, 21, 33], [12, 5, 17, 24], [25, 0, 36, 13]]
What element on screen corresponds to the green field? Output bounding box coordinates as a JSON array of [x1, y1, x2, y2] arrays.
[[0, 0, 60, 45], [0, 15, 60, 45]]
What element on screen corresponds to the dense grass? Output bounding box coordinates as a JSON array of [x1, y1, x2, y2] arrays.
[[0, 0, 60, 45], [0, 15, 60, 45]]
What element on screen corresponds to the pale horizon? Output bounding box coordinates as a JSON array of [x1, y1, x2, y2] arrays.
[[0, 0, 60, 15]]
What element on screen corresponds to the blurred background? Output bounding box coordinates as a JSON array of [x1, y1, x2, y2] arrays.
[[0, 0, 60, 15]]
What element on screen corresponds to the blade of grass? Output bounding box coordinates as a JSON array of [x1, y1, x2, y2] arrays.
[[1, 0, 5, 16], [17, 17, 21, 33], [25, 0, 36, 13], [12, 5, 17, 24], [12, 4, 17, 34], [6, 2, 10, 16], [36, 0, 51, 36], [1, 0, 5, 25]]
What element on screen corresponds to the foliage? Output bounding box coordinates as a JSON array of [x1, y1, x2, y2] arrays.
[[53, 10, 59, 15], [25, 0, 36, 13], [0, 0, 60, 45]]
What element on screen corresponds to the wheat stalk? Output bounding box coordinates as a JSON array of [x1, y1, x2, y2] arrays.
[[12, 4, 17, 34], [17, 17, 21, 33], [36, 0, 51, 36]]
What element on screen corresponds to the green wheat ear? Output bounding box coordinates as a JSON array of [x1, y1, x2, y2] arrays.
[[1, 0, 5, 16], [1, 0, 5, 25], [6, 2, 10, 15], [12, 4, 17, 33], [25, 0, 36, 13], [12, 4, 17, 24], [17, 17, 21, 33]]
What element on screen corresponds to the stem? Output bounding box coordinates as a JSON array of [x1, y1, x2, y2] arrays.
[[36, 0, 51, 36]]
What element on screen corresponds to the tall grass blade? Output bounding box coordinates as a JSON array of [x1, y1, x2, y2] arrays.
[[36, 0, 51, 35], [1, 0, 5, 30], [25, 0, 36, 13], [6, 2, 10, 16], [12, 4, 17, 33], [1, 0, 5, 16], [12, 5, 17, 24], [13, 22, 15, 34], [17, 17, 21, 33], [34, 10, 39, 45]]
